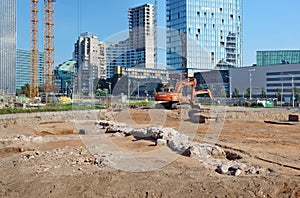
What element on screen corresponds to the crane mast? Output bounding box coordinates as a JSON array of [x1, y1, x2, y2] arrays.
[[30, 0, 39, 99], [30, 0, 56, 99], [43, 0, 55, 92]]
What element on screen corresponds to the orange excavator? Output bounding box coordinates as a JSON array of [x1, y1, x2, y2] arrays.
[[155, 78, 214, 109]]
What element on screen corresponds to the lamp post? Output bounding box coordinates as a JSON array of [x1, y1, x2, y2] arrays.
[[127, 75, 130, 100], [4, 87, 8, 103], [281, 82, 283, 107], [137, 81, 140, 98], [289, 74, 295, 108], [248, 69, 255, 100], [107, 82, 112, 96]]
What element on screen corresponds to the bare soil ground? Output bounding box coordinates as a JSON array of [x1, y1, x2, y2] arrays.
[[0, 107, 299, 197]]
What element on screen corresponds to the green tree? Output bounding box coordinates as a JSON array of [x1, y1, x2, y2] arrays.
[[17, 83, 30, 97], [95, 89, 108, 96], [261, 87, 267, 98], [220, 86, 227, 98], [232, 88, 239, 98], [294, 86, 300, 102], [153, 88, 157, 96], [208, 84, 215, 96], [197, 83, 204, 90], [275, 88, 281, 100], [245, 88, 250, 98]]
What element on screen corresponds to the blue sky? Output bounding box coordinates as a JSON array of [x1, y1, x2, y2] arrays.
[[17, 0, 300, 67]]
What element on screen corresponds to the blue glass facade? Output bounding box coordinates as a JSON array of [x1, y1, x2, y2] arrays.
[[167, 0, 242, 70], [257, 50, 300, 66], [16, 49, 44, 91], [0, 0, 16, 95], [106, 39, 129, 78]]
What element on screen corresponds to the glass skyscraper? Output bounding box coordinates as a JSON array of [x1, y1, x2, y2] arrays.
[[0, 0, 16, 95], [166, 0, 242, 71]]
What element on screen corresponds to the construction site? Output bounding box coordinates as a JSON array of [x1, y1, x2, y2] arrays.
[[0, 100, 299, 197], [0, 0, 300, 197]]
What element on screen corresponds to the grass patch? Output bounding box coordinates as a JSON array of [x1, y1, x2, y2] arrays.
[[0, 103, 104, 115], [128, 100, 156, 106]]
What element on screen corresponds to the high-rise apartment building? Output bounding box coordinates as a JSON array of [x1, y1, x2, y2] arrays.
[[0, 0, 16, 95], [166, 0, 242, 71], [74, 32, 106, 95], [257, 50, 300, 66], [16, 49, 44, 91], [128, 4, 157, 69]]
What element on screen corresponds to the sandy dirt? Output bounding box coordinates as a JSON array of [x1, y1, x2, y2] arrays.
[[0, 107, 299, 197]]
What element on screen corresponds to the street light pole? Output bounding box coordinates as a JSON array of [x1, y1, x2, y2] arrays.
[[127, 76, 130, 100], [137, 81, 140, 98], [107, 82, 112, 95], [281, 83, 283, 107], [248, 69, 255, 100], [289, 74, 294, 108]]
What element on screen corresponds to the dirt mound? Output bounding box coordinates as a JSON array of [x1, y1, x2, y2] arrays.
[[35, 122, 75, 136], [0, 147, 34, 158]]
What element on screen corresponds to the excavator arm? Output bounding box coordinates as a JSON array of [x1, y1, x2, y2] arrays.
[[194, 89, 214, 100]]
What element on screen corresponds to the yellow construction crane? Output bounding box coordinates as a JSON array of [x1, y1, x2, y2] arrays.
[[30, 0, 39, 99], [30, 0, 56, 99], [43, 0, 56, 93]]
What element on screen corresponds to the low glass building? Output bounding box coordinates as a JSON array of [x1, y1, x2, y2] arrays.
[[257, 50, 300, 66], [16, 49, 44, 91]]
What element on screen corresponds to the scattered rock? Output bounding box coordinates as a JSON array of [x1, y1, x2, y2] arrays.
[[225, 151, 242, 160], [167, 134, 191, 153], [185, 144, 225, 158], [234, 169, 242, 176], [79, 129, 86, 135], [216, 163, 230, 174], [156, 139, 167, 146], [237, 164, 247, 171], [111, 132, 123, 137]]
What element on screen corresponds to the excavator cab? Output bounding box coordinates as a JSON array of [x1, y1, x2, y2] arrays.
[[161, 86, 174, 93]]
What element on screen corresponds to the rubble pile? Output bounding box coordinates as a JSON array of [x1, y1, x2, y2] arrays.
[[96, 120, 265, 176], [17, 146, 109, 175]]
